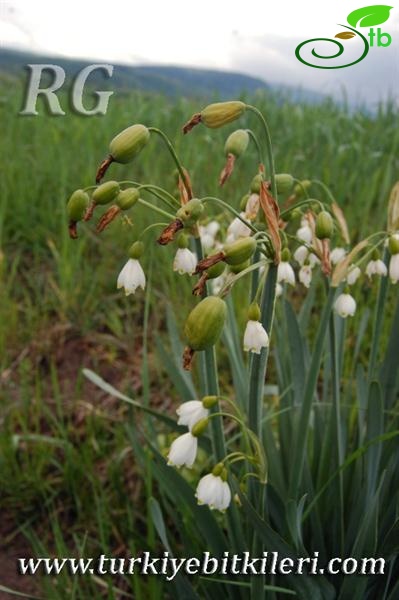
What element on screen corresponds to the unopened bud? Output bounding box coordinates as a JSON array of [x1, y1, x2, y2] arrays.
[[128, 241, 144, 259], [294, 179, 311, 198], [201, 101, 246, 129], [176, 198, 204, 226], [109, 124, 150, 164], [116, 187, 139, 211], [250, 173, 263, 194], [184, 296, 227, 351], [191, 417, 209, 437], [202, 395, 218, 409], [92, 181, 120, 206], [224, 237, 256, 266], [315, 210, 334, 240], [247, 302, 261, 321], [275, 173, 294, 195], [67, 189, 89, 222], [224, 129, 249, 157]]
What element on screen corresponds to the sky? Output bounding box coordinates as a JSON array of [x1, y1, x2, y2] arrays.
[[1, 0, 398, 105]]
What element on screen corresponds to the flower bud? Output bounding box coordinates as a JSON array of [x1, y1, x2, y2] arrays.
[[389, 235, 399, 255], [67, 189, 89, 222], [128, 241, 144, 260], [201, 101, 246, 129], [247, 302, 261, 322], [224, 237, 256, 266], [184, 296, 227, 351], [191, 417, 209, 437], [92, 181, 120, 206], [116, 187, 140, 211], [109, 124, 150, 164], [275, 173, 294, 195], [202, 395, 218, 409], [207, 261, 226, 279], [250, 173, 263, 194], [315, 210, 334, 240], [294, 179, 311, 198], [176, 198, 204, 226], [229, 259, 250, 274], [224, 129, 249, 157]]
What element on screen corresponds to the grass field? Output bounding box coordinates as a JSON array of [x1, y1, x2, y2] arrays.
[[1, 78, 398, 599]]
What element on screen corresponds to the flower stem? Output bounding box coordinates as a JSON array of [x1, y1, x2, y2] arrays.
[[246, 105, 277, 200], [137, 199, 175, 220], [148, 128, 192, 199], [201, 196, 259, 234]]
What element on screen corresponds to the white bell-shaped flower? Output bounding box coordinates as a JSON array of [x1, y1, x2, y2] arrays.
[[227, 213, 251, 240], [176, 400, 208, 431], [334, 293, 356, 318], [277, 261, 296, 286], [330, 247, 347, 265], [366, 259, 387, 279], [173, 248, 197, 275], [117, 259, 146, 295], [296, 225, 313, 244], [299, 264, 312, 288], [167, 432, 198, 468], [195, 473, 231, 511], [389, 253, 399, 284], [346, 265, 361, 285], [294, 245, 309, 266], [243, 320, 269, 354]]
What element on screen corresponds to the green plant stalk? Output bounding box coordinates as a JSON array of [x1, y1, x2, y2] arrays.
[[246, 105, 277, 199], [246, 129, 263, 166], [289, 285, 336, 497], [368, 247, 389, 381], [148, 127, 192, 200], [329, 311, 345, 555]]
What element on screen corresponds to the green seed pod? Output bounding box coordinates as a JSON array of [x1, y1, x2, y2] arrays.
[[67, 189, 89, 222], [224, 129, 249, 157], [176, 198, 204, 225], [224, 237, 256, 266], [202, 395, 218, 408], [207, 261, 226, 279], [109, 124, 150, 164], [116, 187, 140, 211], [250, 173, 263, 194], [212, 462, 224, 477], [191, 417, 209, 437], [293, 179, 311, 198], [315, 210, 334, 239], [201, 101, 246, 129], [128, 241, 144, 259], [184, 296, 227, 351], [92, 181, 120, 206], [389, 235, 399, 255], [289, 208, 302, 222], [275, 173, 294, 195], [229, 259, 250, 274]]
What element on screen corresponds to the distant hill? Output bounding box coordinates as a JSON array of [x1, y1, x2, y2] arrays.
[[0, 47, 324, 102]]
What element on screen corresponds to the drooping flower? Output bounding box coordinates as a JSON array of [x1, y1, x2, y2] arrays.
[[176, 400, 209, 431], [227, 212, 251, 240], [195, 464, 231, 511], [243, 320, 269, 354], [330, 247, 347, 265], [299, 264, 312, 288], [117, 259, 146, 295], [173, 248, 197, 275], [277, 261, 295, 286], [294, 245, 309, 266], [167, 432, 198, 468], [366, 259, 387, 279], [200, 221, 220, 250], [334, 293, 356, 318], [389, 254, 399, 284], [296, 225, 313, 244], [346, 265, 361, 285], [275, 283, 283, 297]]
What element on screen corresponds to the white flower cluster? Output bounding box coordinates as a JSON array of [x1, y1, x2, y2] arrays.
[[167, 398, 231, 512]]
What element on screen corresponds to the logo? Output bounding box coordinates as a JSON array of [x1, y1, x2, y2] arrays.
[[295, 4, 393, 69]]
